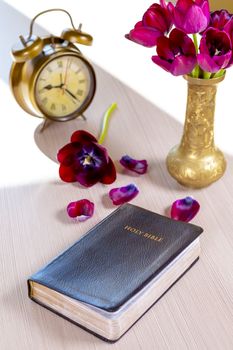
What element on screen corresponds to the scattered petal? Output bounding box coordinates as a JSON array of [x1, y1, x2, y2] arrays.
[[171, 196, 200, 222], [67, 199, 94, 221], [120, 155, 148, 174], [109, 184, 139, 205]]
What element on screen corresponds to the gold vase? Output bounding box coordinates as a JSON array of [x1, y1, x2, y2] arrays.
[[166, 74, 226, 188]]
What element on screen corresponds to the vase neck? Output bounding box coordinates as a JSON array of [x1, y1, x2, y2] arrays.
[[181, 81, 218, 151]]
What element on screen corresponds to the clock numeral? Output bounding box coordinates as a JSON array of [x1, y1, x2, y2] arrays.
[[62, 104, 67, 111], [77, 89, 84, 96], [57, 60, 63, 68], [75, 69, 81, 75], [42, 97, 48, 105], [51, 103, 56, 111], [79, 79, 85, 84], [46, 67, 52, 73]]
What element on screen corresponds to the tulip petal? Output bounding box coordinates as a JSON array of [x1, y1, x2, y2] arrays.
[[214, 51, 232, 69], [169, 28, 196, 56], [57, 142, 81, 166], [152, 55, 172, 73], [71, 130, 98, 143], [120, 155, 148, 174], [100, 158, 117, 184], [59, 165, 78, 183], [109, 184, 139, 205], [172, 0, 210, 34], [76, 167, 102, 187], [198, 53, 224, 73], [171, 55, 197, 76], [67, 199, 94, 221], [171, 196, 200, 222], [156, 36, 174, 60], [143, 6, 169, 33], [185, 6, 209, 33], [125, 26, 162, 47]]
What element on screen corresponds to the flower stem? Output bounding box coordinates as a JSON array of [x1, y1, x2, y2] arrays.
[[193, 34, 199, 54], [98, 103, 117, 145], [191, 65, 200, 78], [203, 71, 212, 79], [211, 69, 225, 79], [191, 34, 200, 78]]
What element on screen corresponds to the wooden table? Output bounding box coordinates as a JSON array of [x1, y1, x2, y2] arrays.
[[1, 2, 233, 349]]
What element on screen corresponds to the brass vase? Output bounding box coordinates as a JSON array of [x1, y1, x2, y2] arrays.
[[166, 75, 226, 188]]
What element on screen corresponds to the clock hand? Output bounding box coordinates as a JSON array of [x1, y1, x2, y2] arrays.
[[62, 59, 70, 95], [43, 84, 64, 90], [64, 88, 79, 101]]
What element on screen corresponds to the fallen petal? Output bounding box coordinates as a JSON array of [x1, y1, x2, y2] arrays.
[[171, 196, 200, 222], [109, 184, 139, 205], [120, 155, 148, 174], [67, 199, 94, 221]]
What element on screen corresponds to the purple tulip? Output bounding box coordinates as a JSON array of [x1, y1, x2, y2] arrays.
[[57, 130, 116, 187], [152, 28, 197, 76], [125, 1, 172, 47], [168, 0, 210, 34], [209, 9, 232, 31], [198, 28, 232, 73]]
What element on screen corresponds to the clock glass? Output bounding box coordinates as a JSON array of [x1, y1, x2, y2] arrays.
[[35, 54, 95, 120]]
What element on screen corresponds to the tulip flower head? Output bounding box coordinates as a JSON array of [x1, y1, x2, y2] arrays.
[[126, 1, 172, 47], [209, 9, 232, 31], [57, 130, 116, 187], [152, 28, 197, 76], [168, 0, 210, 34], [198, 28, 232, 73]]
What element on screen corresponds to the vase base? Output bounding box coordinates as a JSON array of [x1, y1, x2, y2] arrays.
[[166, 145, 227, 189]]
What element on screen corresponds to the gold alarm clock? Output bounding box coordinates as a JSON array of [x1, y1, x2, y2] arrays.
[[10, 9, 96, 122]]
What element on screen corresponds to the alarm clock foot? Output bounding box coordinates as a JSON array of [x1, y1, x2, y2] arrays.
[[40, 118, 52, 132], [80, 114, 86, 121]]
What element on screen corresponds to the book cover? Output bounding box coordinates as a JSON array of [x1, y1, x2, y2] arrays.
[[28, 204, 203, 342]]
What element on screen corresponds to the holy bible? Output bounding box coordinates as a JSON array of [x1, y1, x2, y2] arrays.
[[28, 204, 203, 342]]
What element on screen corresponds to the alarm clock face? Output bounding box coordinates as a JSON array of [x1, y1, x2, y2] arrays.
[[35, 54, 95, 121]]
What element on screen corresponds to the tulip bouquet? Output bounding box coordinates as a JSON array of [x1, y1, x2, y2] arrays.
[[126, 0, 233, 78]]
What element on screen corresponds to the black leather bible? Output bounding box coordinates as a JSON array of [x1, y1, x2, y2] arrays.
[[28, 204, 203, 342]]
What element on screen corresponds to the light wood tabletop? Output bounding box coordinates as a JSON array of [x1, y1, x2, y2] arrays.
[[1, 1, 233, 350]]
